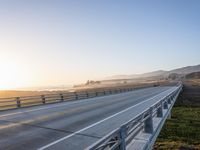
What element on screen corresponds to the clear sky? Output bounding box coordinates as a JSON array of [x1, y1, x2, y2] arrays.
[[0, 0, 200, 89]]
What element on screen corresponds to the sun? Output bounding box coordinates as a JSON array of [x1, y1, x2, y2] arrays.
[[0, 58, 25, 90]]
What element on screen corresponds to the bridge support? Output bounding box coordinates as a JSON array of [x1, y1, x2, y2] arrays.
[[163, 101, 168, 109], [119, 125, 127, 150], [157, 103, 163, 118], [144, 108, 153, 133], [144, 117, 153, 133], [167, 97, 171, 104], [167, 99, 171, 104]]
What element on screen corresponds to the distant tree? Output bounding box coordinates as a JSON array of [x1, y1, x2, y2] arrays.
[[168, 73, 179, 80], [85, 80, 101, 85], [86, 80, 90, 85]]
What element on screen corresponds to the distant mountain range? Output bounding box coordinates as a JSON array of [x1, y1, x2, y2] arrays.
[[106, 64, 200, 80]]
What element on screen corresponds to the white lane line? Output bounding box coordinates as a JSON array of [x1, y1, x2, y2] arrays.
[[0, 86, 168, 118], [38, 87, 176, 150]]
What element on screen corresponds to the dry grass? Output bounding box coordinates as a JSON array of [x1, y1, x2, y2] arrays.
[[184, 79, 200, 86], [154, 141, 200, 150], [0, 90, 64, 99]]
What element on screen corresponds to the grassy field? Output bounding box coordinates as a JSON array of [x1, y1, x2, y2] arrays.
[[155, 107, 200, 149], [155, 80, 200, 150]]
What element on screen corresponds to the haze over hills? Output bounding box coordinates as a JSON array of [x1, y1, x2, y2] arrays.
[[106, 64, 200, 80]]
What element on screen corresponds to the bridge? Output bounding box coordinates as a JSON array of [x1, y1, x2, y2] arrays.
[[0, 84, 182, 150]]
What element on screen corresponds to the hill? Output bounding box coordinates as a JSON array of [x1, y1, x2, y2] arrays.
[[169, 64, 200, 75], [106, 64, 200, 80], [185, 72, 200, 79]]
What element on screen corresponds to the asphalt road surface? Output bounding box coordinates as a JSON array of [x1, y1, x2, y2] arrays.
[[0, 86, 177, 150]]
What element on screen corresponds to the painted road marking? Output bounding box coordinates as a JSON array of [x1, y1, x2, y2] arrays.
[[0, 87, 168, 118], [38, 87, 177, 150]]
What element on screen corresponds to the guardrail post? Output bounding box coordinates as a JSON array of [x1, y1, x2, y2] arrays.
[[163, 101, 168, 109], [172, 95, 175, 101], [86, 91, 89, 98], [60, 94, 64, 102], [167, 97, 171, 104], [103, 91, 106, 95], [172, 95, 175, 100], [75, 92, 78, 100], [95, 92, 98, 97], [157, 102, 163, 117], [144, 108, 153, 133], [16, 97, 21, 108], [169, 96, 172, 102], [119, 125, 126, 150], [41, 95, 46, 104]]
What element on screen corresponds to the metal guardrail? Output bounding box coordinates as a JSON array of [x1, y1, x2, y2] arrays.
[[86, 84, 182, 150], [0, 86, 142, 111]]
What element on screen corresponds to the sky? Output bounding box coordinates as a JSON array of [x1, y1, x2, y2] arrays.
[[0, 0, 200, 89]]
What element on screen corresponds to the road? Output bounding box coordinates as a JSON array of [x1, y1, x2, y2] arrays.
[[0, 86, 177, 150]]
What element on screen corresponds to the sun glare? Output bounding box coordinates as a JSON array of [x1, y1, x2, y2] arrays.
[[0, 58, 25, 90]]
